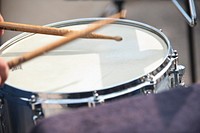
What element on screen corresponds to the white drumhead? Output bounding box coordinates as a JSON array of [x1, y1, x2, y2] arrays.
[[1, 19, 169, 93]]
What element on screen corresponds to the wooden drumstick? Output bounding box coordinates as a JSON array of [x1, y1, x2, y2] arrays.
[[0, 21, 122, 41], [7, 11, 125, 69]]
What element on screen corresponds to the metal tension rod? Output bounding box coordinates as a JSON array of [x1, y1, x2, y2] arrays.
[[172, 0, 197, 27]]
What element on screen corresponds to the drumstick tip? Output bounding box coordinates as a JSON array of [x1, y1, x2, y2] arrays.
[[114, 36, 123, 41]]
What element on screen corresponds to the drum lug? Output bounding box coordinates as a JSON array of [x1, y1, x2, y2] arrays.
[[29, 95, 44, 125], [142, 75, 156, 94], [169, 50, 185, 87], [170, 64, 185, 87], [142, 85, 155, 94], [177, 65, 185, 86], [88, 91, 104, 107]]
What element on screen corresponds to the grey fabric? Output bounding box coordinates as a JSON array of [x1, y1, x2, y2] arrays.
[[30, 84, 200, 133]]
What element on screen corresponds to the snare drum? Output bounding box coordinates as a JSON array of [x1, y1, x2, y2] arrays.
[[0, 18, 184, 133]]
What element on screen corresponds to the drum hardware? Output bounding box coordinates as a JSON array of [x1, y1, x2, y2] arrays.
[[177, 65, 185, 86], [29, 95, 44, 125], [141, 75, 156, 95], [142, 84, 155, 95], [141, 50, 185, 94], [169, 65, 186, 87], [88, 91, 105, 107], [140, 57, 173, 94], [172, 0, 197, 27], [169, 50, 185, 88], [173, 0, 197, 83]]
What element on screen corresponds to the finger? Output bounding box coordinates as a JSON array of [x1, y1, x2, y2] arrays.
[[0, 14, 4, 36], [0, 58, 9, 86]]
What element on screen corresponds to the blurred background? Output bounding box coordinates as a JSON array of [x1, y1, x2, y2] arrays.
[[0, 0, 199, 86]]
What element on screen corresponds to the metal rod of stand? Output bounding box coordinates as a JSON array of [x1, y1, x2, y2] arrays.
[[185, 0, 196, 83]]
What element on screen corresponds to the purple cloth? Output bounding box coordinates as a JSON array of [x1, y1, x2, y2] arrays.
[[30, 84, 200, 133]]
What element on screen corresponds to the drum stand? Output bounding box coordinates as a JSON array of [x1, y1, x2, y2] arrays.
[[172, 0, 197, 83], [185, 0, 197, 83]]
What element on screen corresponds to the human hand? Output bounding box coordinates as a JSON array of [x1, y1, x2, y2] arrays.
[[0, 58, 9, 86], [0, 14, 4, 36], [0, 14, 9, 86]]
